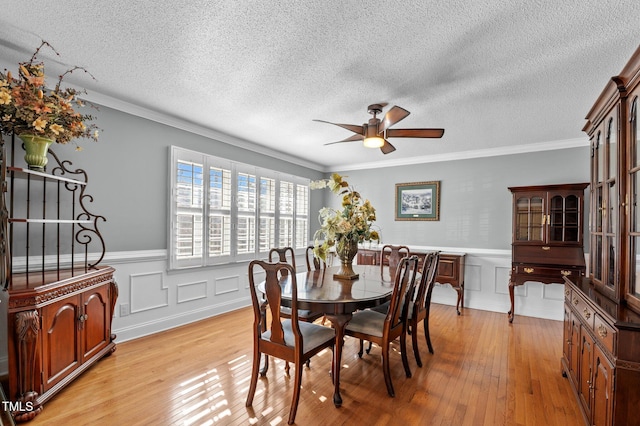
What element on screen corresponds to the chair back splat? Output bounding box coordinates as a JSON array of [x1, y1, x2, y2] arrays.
[[246, 260, 335, 425], [381, 244, 410, 281], [305, 245, 326, 271]]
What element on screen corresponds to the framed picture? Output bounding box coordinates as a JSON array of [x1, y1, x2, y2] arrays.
[[395, 181, 440, 221]]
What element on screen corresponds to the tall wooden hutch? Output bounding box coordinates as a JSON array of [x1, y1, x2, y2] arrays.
[[561, 45, 640, 425], [0, 134, 117, 422], [508, 183, 589, 323]]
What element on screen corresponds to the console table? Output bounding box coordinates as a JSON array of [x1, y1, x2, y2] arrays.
[[356, 248, 466, 314]]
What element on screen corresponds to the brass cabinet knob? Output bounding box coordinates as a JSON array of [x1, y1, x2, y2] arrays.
[[524, 267, 534, 274], [561, 270, 572, 276], [598, 324, 608, 338]]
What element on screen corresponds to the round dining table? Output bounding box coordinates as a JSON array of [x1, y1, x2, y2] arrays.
[[261, 264, 394, 407]]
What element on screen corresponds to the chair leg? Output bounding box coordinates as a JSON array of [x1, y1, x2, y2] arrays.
[[288, 361, 304, 425], [246, 351, 261, 406], [400, 329, 412, 378], [260, 354, 269, 376], [365, 340, 373, 354], [424, 315, 434, 354], [411, 322, 423, 368], [381, 341, 395, 397], [358, 339, 364, 358], [285, 361, 290, 376]]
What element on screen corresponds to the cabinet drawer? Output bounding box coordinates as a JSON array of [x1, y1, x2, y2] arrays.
[[513, 264, 581, 280], [564, 285, 572, 303], [594, 314, 616, 355], [571, 292, 595, 330], [513, 245, 585, 266]]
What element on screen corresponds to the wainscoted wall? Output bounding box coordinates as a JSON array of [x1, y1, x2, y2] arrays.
[[108, 246, 570, 344], [0, 246, 567, 376]]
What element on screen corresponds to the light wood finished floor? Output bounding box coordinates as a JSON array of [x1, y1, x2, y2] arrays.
[[26, 304, 584, 426]]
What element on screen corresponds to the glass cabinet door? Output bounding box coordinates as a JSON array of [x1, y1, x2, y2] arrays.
[[629, 97, 640, 306], [549, 194, 581, 243], [515, 195, 544, 242], [591, 112, 619, 298]]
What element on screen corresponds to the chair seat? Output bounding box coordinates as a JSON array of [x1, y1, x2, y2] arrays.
[[369, 300, 390, 314], [345, 310, 386, 338], [280, 306, 325, 322], [262, 319, 335, 353]]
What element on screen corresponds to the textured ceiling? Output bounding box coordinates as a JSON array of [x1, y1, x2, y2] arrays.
[[1, 1, 639, 171]]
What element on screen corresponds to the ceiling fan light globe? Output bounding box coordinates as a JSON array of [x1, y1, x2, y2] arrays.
[[363, 136, 385, 148]]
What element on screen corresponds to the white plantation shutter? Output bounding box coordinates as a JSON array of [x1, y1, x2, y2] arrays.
[[208, 165, 231, 258], [279, 180, 294, 247], [259, 177, 276, 252], [296, 185, 309, 249], [175, 160, 204, 266], [170, 146, 310, 270]]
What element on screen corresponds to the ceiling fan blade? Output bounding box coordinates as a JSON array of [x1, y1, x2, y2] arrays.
[[380, 139, 396, 154], [313, 119, 364, 135], [379, 106, 410, 133], [324, 133, 364, 146], [385, 128, 445, 138]]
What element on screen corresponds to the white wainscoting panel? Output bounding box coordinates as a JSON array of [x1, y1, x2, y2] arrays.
[[215, 275, 240, 295], [130, 271, 167, 313], [177, 280, 208, 304]]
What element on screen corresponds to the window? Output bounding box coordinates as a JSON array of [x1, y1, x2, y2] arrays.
[[170, 146, 310, 269]]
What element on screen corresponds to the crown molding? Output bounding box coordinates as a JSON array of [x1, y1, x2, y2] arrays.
[[77, 90, 326, 172], [80, 90, 590, 174], [331, 138, 590, 172]]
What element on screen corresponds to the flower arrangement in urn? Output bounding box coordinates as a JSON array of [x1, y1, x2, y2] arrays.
[[311, 173, 380, 279], [0, 41, 100, 170]]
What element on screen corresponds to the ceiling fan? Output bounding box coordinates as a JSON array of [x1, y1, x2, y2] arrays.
[[314, 103, 444, 154]]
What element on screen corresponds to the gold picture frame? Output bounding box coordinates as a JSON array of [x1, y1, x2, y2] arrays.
[[395, 181, 440, 221]]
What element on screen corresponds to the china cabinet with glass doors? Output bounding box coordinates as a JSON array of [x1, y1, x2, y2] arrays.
[[508, 183, 588, 323], [561, 45, 640, 426]]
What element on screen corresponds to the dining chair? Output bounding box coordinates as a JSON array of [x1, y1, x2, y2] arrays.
[[305, 245, 326, 271], [380, 244, 410, 282], [270, 247, 324, 325], [345, 255, 419, 397], [405, 251, 440, 367], [269, 247, 296, 273], [246, 260, 335, 425], [269, 246, 324, 374]]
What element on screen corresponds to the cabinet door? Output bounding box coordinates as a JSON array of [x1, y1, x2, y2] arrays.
[[357, 250, 378, 265], [592, 345, 614, 426], [548, 191, 583, 244], [579, 329, 594, 418], [81, 284, 111, 363], [592, 111, 619, 300], [569, 311, 581, 385], [627, 96, 640, 311], [41, 295, 81, 392], [513, 192, 546, 243]]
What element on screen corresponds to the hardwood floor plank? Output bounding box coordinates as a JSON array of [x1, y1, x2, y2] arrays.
[[23, 304, 584, 425]]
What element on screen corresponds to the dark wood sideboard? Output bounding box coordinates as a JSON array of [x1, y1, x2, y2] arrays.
[[356, 248, 466, 314]]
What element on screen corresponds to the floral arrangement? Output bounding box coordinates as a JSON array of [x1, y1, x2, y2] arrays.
[[311, 173, 380, 261], [0, 41, 99, 149]]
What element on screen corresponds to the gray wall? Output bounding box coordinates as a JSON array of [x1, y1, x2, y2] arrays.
[[45, 104, 326, 252], [325, 148, 590, 251], [37, 102, 589, 254]]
